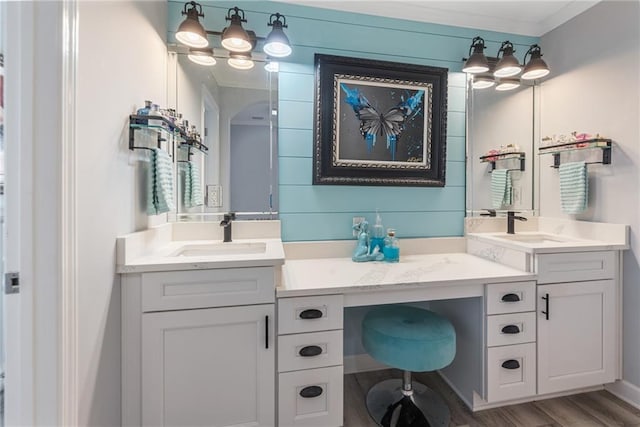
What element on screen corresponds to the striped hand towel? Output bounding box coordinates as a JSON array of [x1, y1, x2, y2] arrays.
[[559, 161, 588, 214], [189, 163, 204, 207], [182, 162, 192, 208], [182, 162, 204, 208], [491, 169, 512, 208], [147, 148, 175, 215]]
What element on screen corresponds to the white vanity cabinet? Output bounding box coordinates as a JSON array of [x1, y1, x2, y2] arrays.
[[122, 267, 276, 427], [535, 251, 618, 395], [484, 281, 537, 403], [276, 294, 344, 427]]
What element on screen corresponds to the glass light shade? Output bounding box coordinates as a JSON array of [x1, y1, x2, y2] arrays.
[[228, 53, 254, 70], [496, 78, 520, 91], [472, 75, 495, 89], [463, 52, 490, 74], [221, 19, 252, 52], [188, 49, 216, 66], [264, 61, 279, 73], [264, 24, 292, 58], [521, 57, 550, 80]]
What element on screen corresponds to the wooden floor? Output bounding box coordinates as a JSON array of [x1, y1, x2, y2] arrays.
[[345, 369, 640, 426]]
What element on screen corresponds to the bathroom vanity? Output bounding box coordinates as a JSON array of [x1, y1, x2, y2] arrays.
[[117, 221, 285, 427], [118, 217, 628, 426]]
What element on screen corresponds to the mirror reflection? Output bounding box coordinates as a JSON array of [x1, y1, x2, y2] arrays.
[[169, 50, 278, 219], [466, 80, 539, 216]]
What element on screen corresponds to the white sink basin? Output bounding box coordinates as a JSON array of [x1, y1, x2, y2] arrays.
[[488, 233, 575, 244], [170, 242, 267, 257]]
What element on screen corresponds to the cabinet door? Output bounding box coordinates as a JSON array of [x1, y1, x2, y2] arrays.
[[142, 304, 275, 427], [538, 280, 616, 394]]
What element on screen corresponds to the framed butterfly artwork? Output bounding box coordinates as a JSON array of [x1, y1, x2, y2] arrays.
[[313, 54, 448, 186]]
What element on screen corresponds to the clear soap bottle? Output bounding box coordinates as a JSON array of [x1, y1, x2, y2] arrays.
[[383, 228, 400, 263], [370, 210, 385, 254]]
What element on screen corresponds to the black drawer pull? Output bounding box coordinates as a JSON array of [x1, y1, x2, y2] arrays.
[[299, 309, 323, 319], [299, 345, 323, 357], [299, 385, 323, 398], [501, 325, 520, 334], [501, 359, 521, 370], [541, 293, 550, 320], [501, 293, 521, 303]]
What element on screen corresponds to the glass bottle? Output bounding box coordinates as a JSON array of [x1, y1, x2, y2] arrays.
[[136, 100, 151, 125], [383, 228, 400, 263], [370, 210, 385, 254]]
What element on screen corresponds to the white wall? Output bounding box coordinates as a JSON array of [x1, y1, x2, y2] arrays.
[[76, 2, 167, 424], [540, 0, 640, 386]]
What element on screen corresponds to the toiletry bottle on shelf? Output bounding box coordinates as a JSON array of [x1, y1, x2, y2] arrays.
[[383, 228, 400, 263], [136, 100, 151, 125], [370, 210, 385, 254], [148, 103, 163, 128]]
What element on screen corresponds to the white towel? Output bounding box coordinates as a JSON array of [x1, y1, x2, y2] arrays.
[[559, 161, 588, 214], [147, 148, 175, 215], [491, 169, 512, 208]]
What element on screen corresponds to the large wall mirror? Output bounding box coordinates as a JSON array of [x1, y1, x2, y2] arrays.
[[466, 79, 540, 216], [167, 49, 278, 220]]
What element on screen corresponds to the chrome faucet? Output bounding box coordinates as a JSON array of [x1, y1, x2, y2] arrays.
[[507, 211, 527, 234], [220, 212, 236, 242]]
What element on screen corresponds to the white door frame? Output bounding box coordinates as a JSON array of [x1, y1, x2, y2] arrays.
[[4, 1, 78, 425], [4, 2, 35, 425]]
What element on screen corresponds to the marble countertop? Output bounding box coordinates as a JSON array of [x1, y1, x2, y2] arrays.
[[117, 238, 285, 273], [279, 253, 535, 298], [466, 231, 628, 254]]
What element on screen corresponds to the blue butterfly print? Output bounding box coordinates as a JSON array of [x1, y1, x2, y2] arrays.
[[341, 83, 424, 160]]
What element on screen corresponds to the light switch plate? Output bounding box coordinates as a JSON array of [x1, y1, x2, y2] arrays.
[[206, 185, 222, 207]]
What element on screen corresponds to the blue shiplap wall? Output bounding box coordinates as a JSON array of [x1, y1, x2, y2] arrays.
[[167, 1, 538, 241]]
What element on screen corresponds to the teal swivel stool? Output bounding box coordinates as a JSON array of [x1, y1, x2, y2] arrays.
[[362, 305, 456, 427]]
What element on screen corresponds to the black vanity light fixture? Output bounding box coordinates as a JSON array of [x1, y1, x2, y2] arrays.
[[462, 37, 490, 74], [494, 41, 521, 78], [521, 44, 550, 80], [175, 1, 293, 70], [463, 37, 550, 91]]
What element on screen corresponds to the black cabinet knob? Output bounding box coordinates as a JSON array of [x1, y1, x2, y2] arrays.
[[299, 309, 323, 319], [501, 324, 521, 334], [299, 345, 323, 357], [299, 385, 323, 398], [501, 293, 521, 302], [501, 359, 521, 370]]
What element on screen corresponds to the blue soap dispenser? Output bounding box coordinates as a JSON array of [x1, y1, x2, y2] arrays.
[[370, 210, 385, 254], [383, 228, 400, 262]]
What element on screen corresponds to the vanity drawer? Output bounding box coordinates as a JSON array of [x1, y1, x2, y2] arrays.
[[536, 251, 615, 284], [141, 267, 274, 312], [278, 295, 343, 335], [278, 366, 343, 427], [486, 281, 536, 315], [279, 330, 343, 373], [486, 342, 536, 403], [486, 312, 536, 347]]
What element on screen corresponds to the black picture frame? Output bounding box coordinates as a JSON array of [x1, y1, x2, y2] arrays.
[[313, 54, 448, 187]]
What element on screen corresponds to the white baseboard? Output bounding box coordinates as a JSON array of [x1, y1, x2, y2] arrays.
[[606, 380, 640, 410], [343, 354, 387, 375]]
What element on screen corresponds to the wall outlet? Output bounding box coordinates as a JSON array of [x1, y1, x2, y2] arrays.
[[206, 185, 222, 207], [352, 216, 365, 236]]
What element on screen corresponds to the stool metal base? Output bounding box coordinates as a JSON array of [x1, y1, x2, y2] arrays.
[[366, 379, 450, 427]]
